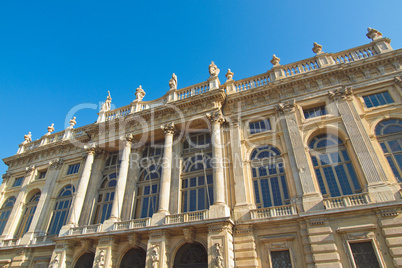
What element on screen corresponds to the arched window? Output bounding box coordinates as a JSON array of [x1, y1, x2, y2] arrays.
[[74, 252, 95, 268], [251, 145, 290, 208], [181, 133, 213, 213], [134, 145, 163, 219], [174, 242, 208, 268], [47, 185, 75, 236], [120, 248, 146, 268], [93, 173, 117, 224], [15, 191, 41, 238], [0, 197, 16, 235], [375, 118, 402, 182], [309, 134, 361, 197]]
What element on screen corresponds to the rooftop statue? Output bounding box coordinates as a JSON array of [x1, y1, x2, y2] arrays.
[[366, 27, 383, 41], [69, 117, 76, 128], [169, 73, 177, 90], [46, 123, 55, 135], [24, 132, 32, 143], [135, 85, 146, 101], [209, 61, 220, 77], [101, 91, 112, 112]]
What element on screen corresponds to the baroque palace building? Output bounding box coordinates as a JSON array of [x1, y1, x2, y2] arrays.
[[0, 28, 402, 268]]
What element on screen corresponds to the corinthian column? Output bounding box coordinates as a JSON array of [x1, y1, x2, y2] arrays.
[[206, 110, 230, 218], [66, 146, 96, 226], [109, 134, 135, 220]]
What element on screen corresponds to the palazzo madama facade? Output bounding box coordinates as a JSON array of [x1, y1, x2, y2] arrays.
[[1, 28, 402, 268]]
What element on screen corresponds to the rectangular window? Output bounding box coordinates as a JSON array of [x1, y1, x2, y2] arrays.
[[36, 170, 47, 180], [363, 91, 394, 108], [271, 250, 292, 268], [249, 119, 271, 134], [303, 106, 327, 119], [12, 177, 24, 187], [66, 163, 80, 175], [349, 242, 380, 268]]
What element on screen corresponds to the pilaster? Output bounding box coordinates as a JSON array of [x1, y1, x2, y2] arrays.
[[94, 236, 119, 268], [146, 230, 170, 268], [50, 240, 75, 268], [208, 222, 234, 268]]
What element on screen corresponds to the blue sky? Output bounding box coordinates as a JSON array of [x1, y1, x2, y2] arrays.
[[1, 0, 401, 177]]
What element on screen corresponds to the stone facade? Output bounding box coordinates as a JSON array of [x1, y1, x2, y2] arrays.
[[0, 28, 402, 267]]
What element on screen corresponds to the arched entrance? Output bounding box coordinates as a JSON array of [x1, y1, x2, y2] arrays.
[[120, 248, 146, 268], [74, 252, 95, 268], [174, 242, 208, 268]]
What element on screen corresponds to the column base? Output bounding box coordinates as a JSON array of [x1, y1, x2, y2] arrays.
[[367, 183, 397, 203], [102, 217, 119, 232], [209, 203, 231, 219], [233, 204, 254, 221], [151, 211, 169, 226], [302, 193, 324, 212]]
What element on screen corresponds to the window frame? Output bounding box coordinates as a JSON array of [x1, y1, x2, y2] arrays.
[[362, 91, 394, 109], [36, 170, 47, 180], [66, 163, 81, 175], [262, 235, 296, 268], [303, 105, 327, 120], [12, 177, 24, 187], [248, 119, 272, 135], [92, 173, 117, 224], [47, 185, 75, 236], [15, 192, 41, 238], [0, 196, 16, 235]]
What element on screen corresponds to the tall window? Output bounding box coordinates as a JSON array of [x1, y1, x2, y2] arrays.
[[309, 134, 361, 197], [15, 191, 41, 238], [251, 145, 290, 208], [375, 118, 402, 182], [47, 185, 75, 236], [93, 173, 117, 224], [0, 197, 16, 235], [271, 250, 292, 268], [181, 133, 213, 212], [134, 146, 163, 218]]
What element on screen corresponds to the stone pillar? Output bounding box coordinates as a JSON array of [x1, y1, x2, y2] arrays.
[[208, 222, 235, 268], [109, 134, 135, 221], [229, 116, 253, 221], [206, 110, 230, 218], [146, 230, 170, 268], [64, 147, 96, 228], [93, 236, 119, 268], [329, 87, 396, 202], [152, 123, 176, 225], [277, 101, 323, 212], [50, 240, 75, 268], [0, 165, 36, 241]]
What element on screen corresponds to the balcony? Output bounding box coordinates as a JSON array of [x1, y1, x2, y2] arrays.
[[323, 193, 371, 209], [67, 224, 101, 236], [250, 204, 297, 220], [113, 218, 151, 231], [165, 210, 209, 224], [0, 238, 20, 247]]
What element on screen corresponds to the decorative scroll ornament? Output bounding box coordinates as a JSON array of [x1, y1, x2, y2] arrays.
[[46, 123, 55, 135], [225, 69, 234, 81], [213, 243, 224, 268], [23, 132, 32, 143], [366, 27, 383, 41], [312, 42, 323, 54], [270, 54, 280, 66], [328, 86, 353, 101], [276, 100, 296, 114], [161, 122, 177, 135], [206, 109, 225, 124], [101, 91, 112, 112], [209, 61, 220, 77], [150, 246, 159, 268], [49, 158, 64, 170], [25, 165, 35, 174], [135, 85, 146, 101], [69, 117, 77, 128], [169, 73, 178, 90]]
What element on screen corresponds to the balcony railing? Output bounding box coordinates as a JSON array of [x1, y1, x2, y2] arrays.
[[67, 224, 101, 236], [0, 238, 20, 247], [165, 210, 209, 224], [250, 204, 297, 220], [323, 193, 371, 209], [113, 218, 151, 231]]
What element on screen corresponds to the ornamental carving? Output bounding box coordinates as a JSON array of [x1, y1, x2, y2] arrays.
[[312, 42, 323, 54], [80, 239, 93, 252], [225, 69, 234, 81], [209, 61, 220, 77], [169, 73, 178, 90], [150, 245, 159, 268], [69, 117, 77, 128], [50, 254, 59, 268], [206, 110, 225, 125], [183, 227, 195, 242], [276, 100, 296, 114], [366, 27, 382, 41], [25, 165, 35, 174], [328, 86, 353, 101], [23, 132, 32, 143], [127, 233, 141, 247], [161, 122, 177, 135], [124, 133, 136, 145], [212, 243, 224, 268], [270, 54, 280, 66], [49, 158, 64, 170], [46, 123, 55, 135]]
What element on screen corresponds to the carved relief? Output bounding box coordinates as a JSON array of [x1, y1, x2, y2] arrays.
[[128, 233, 141, 247], [150, 245, 159, 268], [183, 227, 195, 242], [49, 158, 64, 170], [25, 165, 35, 174], [212, 243, 224, 268], [328, 86, 353, 101], [161, 122, 177, 135], [206, 109, 225, 125], [276, 100, 296, 114]]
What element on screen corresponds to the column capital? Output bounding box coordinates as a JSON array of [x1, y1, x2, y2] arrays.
[[206, 109, 225, 124], [161, 122, 177, 135], [123, 133, 136, 146], [276, 99, 296, 114], [328, 86, 353, 101], [49, 158, 64, 170], [84, 145, 97, 155]]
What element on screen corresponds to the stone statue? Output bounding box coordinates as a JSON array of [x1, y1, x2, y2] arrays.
[[169, 73, 177, 90], [271, 54, 280, 66], [69, 117, 76, 128], [24, 132, 32, 143], [150, 246, 159, 268], [101, 91, 112, 112], [135, 86, 146, 101], [50, 254, 59, 268], [312, 42, 323, 54], [366, 27, 383, 41], [209, 61, 220, 77], [213, 243, 224, 268], [46, 123, 55, 135], [225, 69, 234, 81]]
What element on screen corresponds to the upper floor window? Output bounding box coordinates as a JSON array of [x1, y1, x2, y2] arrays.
[[249, 119, 271, 134], [12, 177, 24, 187], [309, 134, 361, 197], [67, 163, 80, 175], [93, 173, 117, 224], [104, 153, 120, 170], [303, 106, 327, 119], [36, 170, 47, 180], [183, 133, 211, 152], [250, 145, 290, 208], [363, 91, 394, 108], [15, 191, 41, 238], [375, 118, 402, 182], [48, 185, 75, 236], [0, 197, 16, 235]]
